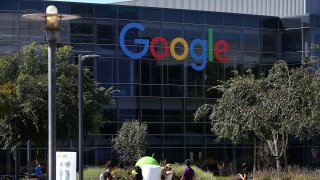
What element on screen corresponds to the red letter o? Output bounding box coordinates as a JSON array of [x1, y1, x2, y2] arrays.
[[150, 37, 169, 60]]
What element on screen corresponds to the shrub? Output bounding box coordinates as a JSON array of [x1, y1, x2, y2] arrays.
[[81, 163, 217, 180]]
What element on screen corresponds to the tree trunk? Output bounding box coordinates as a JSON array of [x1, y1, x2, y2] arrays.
[[253, 137, 256, 173], [276, 158, 281, 171], [284, 148, 288, 170]]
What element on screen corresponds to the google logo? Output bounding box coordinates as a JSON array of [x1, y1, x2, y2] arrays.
[[119, 23, 231, 71]]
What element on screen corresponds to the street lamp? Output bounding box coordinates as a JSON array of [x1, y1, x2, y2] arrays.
[[22, 5, 80, 180], [78, 54, 100, 180]]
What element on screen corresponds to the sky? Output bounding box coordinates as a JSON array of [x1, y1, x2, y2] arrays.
[[50, 0, 131, 4]]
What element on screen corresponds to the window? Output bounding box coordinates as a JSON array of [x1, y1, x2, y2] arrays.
[[0, 1, 18, 12], [70, 4, 93, 17], [243, 29, 260, 52], [224, 14, 242, 27], [262, 30, 279, 52], [96, 19, 117, 44], [95, 5, 117, 19], [224, 28, 242, 51], [163, 9, 183, 23], [243, 15, 261, 28], [205, 12, 223, 25], [141, 7, 162, 21], [281, 29, 302, 52], [184, 10, 204, 24], [118, 6, 140, 20]]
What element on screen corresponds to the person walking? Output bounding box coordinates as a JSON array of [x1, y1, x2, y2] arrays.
[[100, 161, 114, 180], [181, 159, 195, 180]]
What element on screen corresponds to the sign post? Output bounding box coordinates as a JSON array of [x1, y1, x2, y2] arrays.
[[56, 152, 77, 180]]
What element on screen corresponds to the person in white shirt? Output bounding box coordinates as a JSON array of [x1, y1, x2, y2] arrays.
[[162, 164, 173, 180]]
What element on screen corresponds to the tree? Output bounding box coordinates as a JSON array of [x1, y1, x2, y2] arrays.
[[112, 120, 148, 165], [0, 42, 113, 152], [195, 70, 262, 171], [195, 60, 320, 171]]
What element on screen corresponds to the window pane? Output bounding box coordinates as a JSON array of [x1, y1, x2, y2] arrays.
[[164, 99, 183, 122], [163, 23, 183, 41], [20, 1, 43, 12], [184, 24, 204, 44], [163, 9, 183, 23], [205, 62, 223, 85], [164, 124, 184, 134], [262, 30, 279, 52], [184, 10, 204, 24], [118, 84, 140, 96], [186, 62, 204, 85], [280, 17, 301, 29], [141, 7, 162, 21], [163, 60, 184, 85], [243, 52, 260, 64], [141, 98, 162, 122], [224, 14, 242, 27], [71, 19, 94, 35], [70, 4, 93, 17], [96, 58, 114, 83], [141, 59, 162, 84], [224, 28, 242, 51], [118, 98, 139, 121], [186, 86, 204, 98], [243, 15, 261, 28], [164, 85, 183, 97], [262, 17, 279, 29], [118, 6, 140, 20], [0, 1, 18, 12], [118, 59, 140, 83], [96, 19, 117, 44], [148, 124, 163, 134], [95, 5, 117, 19], [205, 12, 223, 25], [243, 29, 260, 52], [281, 29, 302, 52], [262, 53, 279, 65]]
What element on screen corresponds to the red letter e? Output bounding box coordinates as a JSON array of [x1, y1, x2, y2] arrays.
[[214, 40, 230, 62]]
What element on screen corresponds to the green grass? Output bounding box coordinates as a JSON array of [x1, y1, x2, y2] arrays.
[[80, 164, 218, 180]]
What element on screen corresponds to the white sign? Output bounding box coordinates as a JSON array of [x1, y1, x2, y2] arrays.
[[56, 152, 77, 180]]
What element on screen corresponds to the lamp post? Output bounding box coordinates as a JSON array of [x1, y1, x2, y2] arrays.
[[22, 5, 80, 180], [78, 54, 100, 180]]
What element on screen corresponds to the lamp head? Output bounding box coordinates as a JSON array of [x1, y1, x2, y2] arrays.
[[46, 5, 59, 29]]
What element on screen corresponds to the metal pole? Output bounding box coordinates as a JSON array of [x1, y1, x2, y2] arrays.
[[27, 140, 31, 179], [15, 146, 18, 180], [47, 29, 57, 180], [79, 54, 84, 180]]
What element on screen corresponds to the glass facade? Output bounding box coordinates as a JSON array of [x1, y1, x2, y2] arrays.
[[1, 0, 320, 176]]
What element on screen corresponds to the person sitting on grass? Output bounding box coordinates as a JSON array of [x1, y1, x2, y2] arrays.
[[133, 166, 143, 180], [238, 163, 248, 180], [100, 160, 114, 180], [34, 162, 46, 180]]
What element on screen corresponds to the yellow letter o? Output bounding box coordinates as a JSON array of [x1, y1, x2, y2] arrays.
[[170, 37, 189, 61]]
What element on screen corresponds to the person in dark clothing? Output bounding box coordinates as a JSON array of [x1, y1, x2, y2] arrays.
[[181, 159, 195, 180], [239, 163, 248, 180], [133, 166, 143, 180]]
